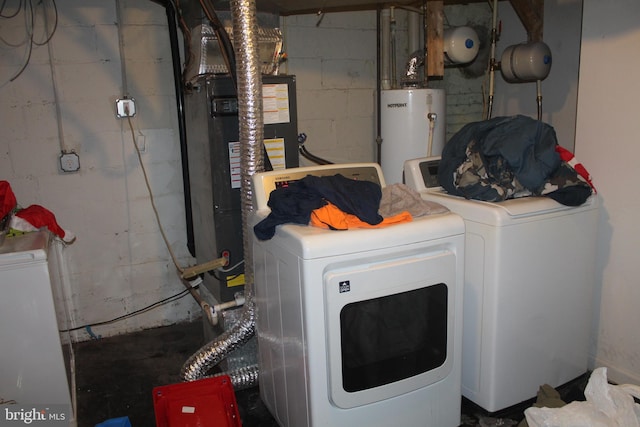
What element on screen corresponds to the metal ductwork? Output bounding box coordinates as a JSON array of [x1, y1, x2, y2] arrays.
[[180, 0, 263, 388], [402, 49, 426, 88]]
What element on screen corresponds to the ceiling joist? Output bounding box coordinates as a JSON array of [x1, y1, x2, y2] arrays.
[[256, 0, 544, 77], [508, 0, 544, 41]]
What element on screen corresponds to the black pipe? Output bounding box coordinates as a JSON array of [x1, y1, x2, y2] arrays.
[[167, 3, 196, 256], [376, 6, 382, 165], [151, 0, 196, 256]]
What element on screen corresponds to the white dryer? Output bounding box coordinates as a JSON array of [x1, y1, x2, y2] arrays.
[[251, 163, 465, 427], [404, 157, 599, 412]]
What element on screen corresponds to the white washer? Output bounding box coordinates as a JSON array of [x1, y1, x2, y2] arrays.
[[251, 163, 465, 427], [404, 157, 600, 412]]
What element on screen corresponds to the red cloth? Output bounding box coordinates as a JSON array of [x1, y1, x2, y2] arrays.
[[555, 145, 596, 193], [0, 181, 17, 218], [15, 205, 68, 240]]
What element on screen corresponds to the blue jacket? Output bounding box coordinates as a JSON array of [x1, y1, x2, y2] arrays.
[[438, 115, 591, 205]]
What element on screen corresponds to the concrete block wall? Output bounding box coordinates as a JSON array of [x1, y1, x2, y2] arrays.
[[282, 4, 491, 163], [1, 0, 491, 341], [0, 0, 198, 341], [281, 11, 379, 164]]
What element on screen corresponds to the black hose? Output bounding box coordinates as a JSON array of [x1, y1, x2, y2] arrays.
[[299, 146, 332, 165], [297, 133, 333, 165]]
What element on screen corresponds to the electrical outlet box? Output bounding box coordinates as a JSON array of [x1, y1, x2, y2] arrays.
[[60, 151, 80, 172], [116, 98, 136, 118]]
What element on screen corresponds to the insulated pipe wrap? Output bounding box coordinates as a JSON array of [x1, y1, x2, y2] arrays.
[[180, 0, 262, 384]]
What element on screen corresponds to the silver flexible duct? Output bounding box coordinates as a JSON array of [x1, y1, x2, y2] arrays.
[[213, 363, 260, 391], [180, 0, 263, 385], [402, 49, 425, 88]]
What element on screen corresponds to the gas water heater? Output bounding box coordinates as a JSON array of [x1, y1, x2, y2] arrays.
[[380, 88, 446, 185]]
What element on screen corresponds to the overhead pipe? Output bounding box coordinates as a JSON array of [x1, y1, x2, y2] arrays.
[[421, 0, 428, 87], [390, 6, 397, 89], [380, 9, 391, 91], [407, 8, 421, 55], [486, 0, 499, 119], [181, 0, 262, 389], [148, 0, 195, 256]]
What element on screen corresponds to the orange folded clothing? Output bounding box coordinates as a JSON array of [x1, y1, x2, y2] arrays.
[[310, 202, 412, 230]]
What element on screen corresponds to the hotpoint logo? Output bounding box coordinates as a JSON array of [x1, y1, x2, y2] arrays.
[[2, 406, 68, 425], [386, 102, 407, 108]]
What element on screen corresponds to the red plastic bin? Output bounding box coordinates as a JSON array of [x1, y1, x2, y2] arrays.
[[153, 375, 241, 427]]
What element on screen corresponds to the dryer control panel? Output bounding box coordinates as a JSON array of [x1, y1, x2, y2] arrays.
[[252, 163, 384, 211]]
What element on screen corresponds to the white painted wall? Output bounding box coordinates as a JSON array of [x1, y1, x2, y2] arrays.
[[575, 0, 640, 385], [0, 0, 198, 340]]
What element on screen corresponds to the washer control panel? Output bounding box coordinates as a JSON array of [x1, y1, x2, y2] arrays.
[[418, 157, 441, 189], [404, 156, 441, 192]]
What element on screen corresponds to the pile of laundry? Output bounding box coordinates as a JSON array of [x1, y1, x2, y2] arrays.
[[253, 174, 448, 240], [0, 180, 75, 244], [438, 115, 595, 206]]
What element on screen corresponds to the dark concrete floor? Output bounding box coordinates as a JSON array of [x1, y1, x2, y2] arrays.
[[74, 320, 278, 427], [73, 320, 588, 427]]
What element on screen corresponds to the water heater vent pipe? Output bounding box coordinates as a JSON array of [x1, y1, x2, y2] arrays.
[[381, 9, 391, 90], [390, 6, 397, 88]]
